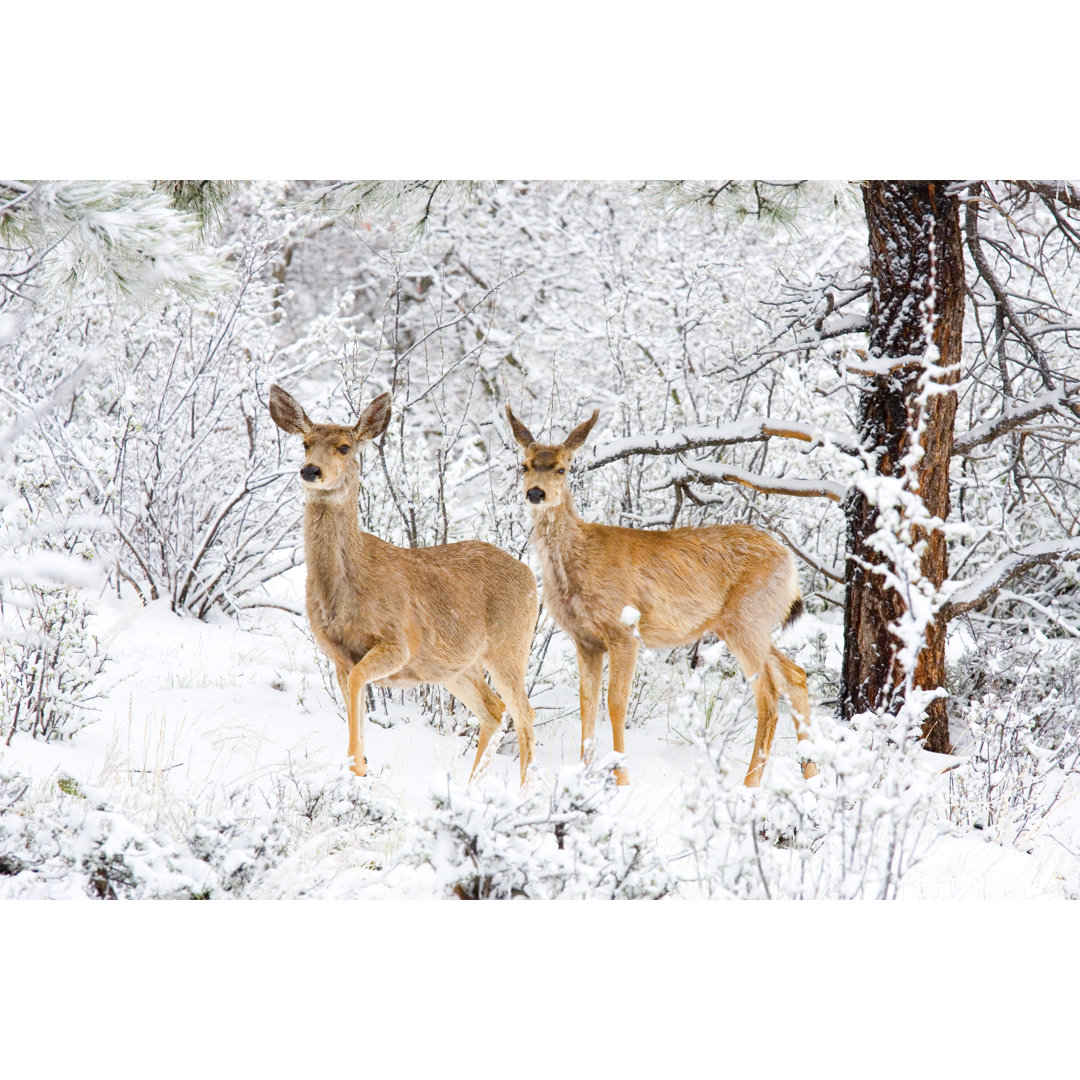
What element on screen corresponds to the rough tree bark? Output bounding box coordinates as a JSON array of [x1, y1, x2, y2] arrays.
[[841, 181, 964, 754]]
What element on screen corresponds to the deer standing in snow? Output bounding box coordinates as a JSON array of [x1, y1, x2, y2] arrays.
[[269, 385, 538, 784], [505, 404, 817, 787]]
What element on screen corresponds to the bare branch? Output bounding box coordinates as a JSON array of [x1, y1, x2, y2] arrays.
[[772, 525, 845, 583]]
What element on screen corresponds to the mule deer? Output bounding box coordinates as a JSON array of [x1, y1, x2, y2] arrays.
[[269, 385, 538, 784], [505, 404, 817, 787]]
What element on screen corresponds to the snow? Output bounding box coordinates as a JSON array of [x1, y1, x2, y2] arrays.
[[5, 582, 1077, 905]]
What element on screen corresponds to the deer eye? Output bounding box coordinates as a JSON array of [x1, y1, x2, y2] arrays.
[[522, 463, 531, 473], [302, 442, 310, 452], [557, 468, 566, 475], [338, 445, 350, 455]]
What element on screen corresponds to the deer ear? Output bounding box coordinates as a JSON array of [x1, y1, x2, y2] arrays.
[[505, 405, 536, 449], [563, 409, 599, 452], [269, 384, 313, 435], [355, 392, 392, 442]]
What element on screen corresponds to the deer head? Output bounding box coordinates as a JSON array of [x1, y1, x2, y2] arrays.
[[505, 405, 599, 509], [270, 384, 391, 497]]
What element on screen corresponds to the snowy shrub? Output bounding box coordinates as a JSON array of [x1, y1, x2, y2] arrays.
[[403, 758, 671, 899], [175, 765, 401, 897], [673, 653, 942, 899], [180, 790, 298, 896], [943, 634, 1080, 846], [943, 634, 1080, 845], [0, 764, 401, 899], [0, 771, 213, 899], [947, 696, 1080, 847], [0, 340, 109, 745], [0, 582, 107, 744], [951, 632, 1080, 750], [96, 190, 318, 618], [544, 758, 673, 899]]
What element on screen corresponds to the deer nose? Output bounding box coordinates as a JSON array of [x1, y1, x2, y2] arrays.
[[300, 464, 321, 482], [526, 487, 545, 504]]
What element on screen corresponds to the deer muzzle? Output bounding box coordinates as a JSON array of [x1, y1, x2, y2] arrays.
[[526, 487, 546, 504], [300, 464, 322, 483]]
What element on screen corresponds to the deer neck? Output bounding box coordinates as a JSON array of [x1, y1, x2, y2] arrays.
[[528, 494, 586, 585], [302, 473, 367, 583]]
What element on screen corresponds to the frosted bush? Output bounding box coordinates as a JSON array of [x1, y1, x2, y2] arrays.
[[0, 581, 107, 744], [945, 634, 1080, 845], [0, 765, 401, 899], [403, 758, 671, 899], [673, 653, 942, 899], [0, 772, 213, 899], [176, 766, 401, 896], [948, 697, 1080, 846]]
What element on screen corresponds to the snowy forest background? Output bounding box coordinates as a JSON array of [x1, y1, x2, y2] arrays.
[[3, 178, 1080, 902]]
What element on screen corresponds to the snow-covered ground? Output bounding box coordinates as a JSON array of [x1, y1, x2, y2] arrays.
[[5, 568, 1079, 903], [10, 579, 1078, 1074]]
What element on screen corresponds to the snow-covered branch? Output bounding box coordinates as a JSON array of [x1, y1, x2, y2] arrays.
[[0, 356, 94, 454], [965, 189, 1059, 393], [942, 536, 1080, 620], [951, 389, 1080, 455], [1008, 180, 1080, 213], [587, 418, 860, 470], [1, 181, 233, 304], [662, 461, 848, 502]]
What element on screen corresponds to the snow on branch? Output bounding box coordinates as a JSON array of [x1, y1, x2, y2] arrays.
[[662, 461, 848, 502], [843, 348, 955, 377], [1008, 180, 1080, 213], [587, 418, 860, 470], [0, 356, 93, 454], [951, 389, 1080, 455], [816, 312, 870, 340], [942, 536, 1080, 620], [965, 191, 1062, 394], [2, 181, 231, 305]]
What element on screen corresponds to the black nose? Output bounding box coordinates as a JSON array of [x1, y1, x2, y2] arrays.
[[526, 487, 545, 504], [300, 464, 321, 482]]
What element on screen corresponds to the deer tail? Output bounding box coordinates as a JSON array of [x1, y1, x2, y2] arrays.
[[782, 594, 805, 630]]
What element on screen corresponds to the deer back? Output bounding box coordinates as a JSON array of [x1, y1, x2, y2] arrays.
[[536, 516, 798, 652]]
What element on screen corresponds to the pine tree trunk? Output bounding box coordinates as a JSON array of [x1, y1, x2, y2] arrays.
[[841, 181, 964, 754]]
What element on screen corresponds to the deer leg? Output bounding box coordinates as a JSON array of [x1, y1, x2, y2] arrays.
[[575, 643, 605, 765], [485, 657, 537, 786], [444, 668, 507, 780], [606, 636, 640, 786], [318, 650, 371, 772], [771, 646, 818, 780], [737, 652, 780, 788], [331, 660, 367, 770], [333, 661, 353, 722], [344, 642, 409, 777]]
